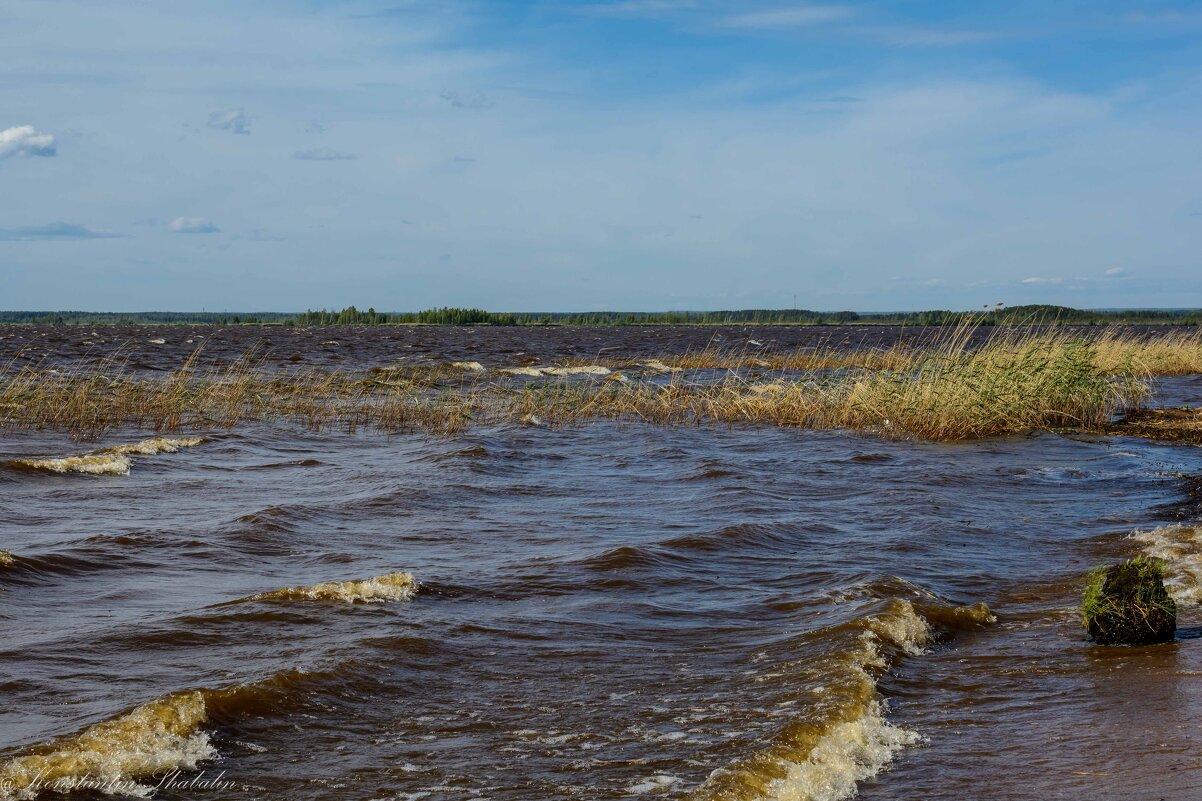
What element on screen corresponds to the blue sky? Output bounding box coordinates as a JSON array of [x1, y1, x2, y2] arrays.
[[2, 1, 1200, 311]]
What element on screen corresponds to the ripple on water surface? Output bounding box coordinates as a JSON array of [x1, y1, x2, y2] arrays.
[[1, 419, 1201, 800]]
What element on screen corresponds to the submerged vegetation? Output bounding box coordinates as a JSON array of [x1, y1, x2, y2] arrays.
[[3, 326, 1199, 442], [4, 304, 1202, 327], [1082, 557, 1177, 645]]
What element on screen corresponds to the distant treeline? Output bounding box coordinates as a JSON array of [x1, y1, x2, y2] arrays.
[[3, 305, 1202, 327]]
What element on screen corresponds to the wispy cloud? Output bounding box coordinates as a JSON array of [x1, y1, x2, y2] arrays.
[[292, 147, 356, 161], [207, 109, 250, 135], [169, 216, 220, 234], [0, 125, 57, 159], [583, 0, 700, 18], [439, 90, 493, 109], [1021, 276, 1064, 284], [715, 5, 852, 30], [0, 222, 122, 241], [856, 26, 997, 46]]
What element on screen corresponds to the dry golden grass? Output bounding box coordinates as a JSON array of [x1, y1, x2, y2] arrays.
[[1, 325, 1190, 441], [630, 325, 1202, 376], [1091, 328, 1202, 375], [0, 354, 479, 439], [511, 332, 1147, 440]]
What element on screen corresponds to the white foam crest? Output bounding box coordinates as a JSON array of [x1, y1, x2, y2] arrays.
[[451, 361, 486, 372], [628, 774, 682, 794], [501, 365, 611, 377], [17, 452, 132, 476], [542, 365, 611, 376], [248, 571, 419, 604], [14, 437, 202, 476], [690, 600, 976, 801], [762, 701, 919, 801], [1132, 524, 1202, 604], [109, 437, 203, 456], [0, 691, 215, 800], [864, 602, 931, 657], [0, 550, 13, 567]]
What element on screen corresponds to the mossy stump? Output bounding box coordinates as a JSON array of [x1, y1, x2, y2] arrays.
[[1082, 557, 1177, 645]]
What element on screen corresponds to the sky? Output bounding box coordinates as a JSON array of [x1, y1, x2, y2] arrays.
[[1, 1, 1200, 312]]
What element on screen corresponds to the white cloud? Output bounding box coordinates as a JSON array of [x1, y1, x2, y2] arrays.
[[1021, 277, 1064, 284], [293, 147, 356, 161], [0, 125, 57, 159], [207, 109, 250, 135], [169, 216, 220, 234], [1104, 267, 1125, 276]]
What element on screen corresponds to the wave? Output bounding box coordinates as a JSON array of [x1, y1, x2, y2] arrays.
[[109, 437, 203, 457], [240, 571, 419, 604], [687, 598, 993, 801], [542, 365, 611, 376], [578, 524, 812, 570], [0, 664, 348, 800], [11, 437, 203, 476], [0, 691, 214, 799], [501, 365, 612, 377], [638, 359, 682, 373], [1132, 524, 1202, 604], [13, 452, 132, 476]]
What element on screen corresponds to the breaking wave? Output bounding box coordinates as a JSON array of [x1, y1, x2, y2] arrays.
[[688, 598, 994, 801], [0, 550, 13, 567], [1132, 524, 1202, 604], [109, 437, 204, 457], [240, 571, 419, 604], [0, 691, 214, 799], [0, 664, 352, 800], [13, 452, 132, 476], [639, 359, 682, 373], [501, 365, 612, 377], [11, 438, 203, 476]]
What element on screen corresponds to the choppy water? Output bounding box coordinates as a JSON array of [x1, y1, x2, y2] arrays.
[[0, 323, 1188, 373], [2, 328, 1202, 801]]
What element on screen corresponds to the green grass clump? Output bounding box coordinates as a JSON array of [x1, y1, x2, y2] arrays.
[[1082, 557, 1177, 645]]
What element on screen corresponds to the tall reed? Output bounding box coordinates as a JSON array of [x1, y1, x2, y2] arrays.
[[0, 326, 1167, 441]]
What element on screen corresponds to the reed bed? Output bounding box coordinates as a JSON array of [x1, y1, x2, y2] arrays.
[[633, 326, 1202, 376], [0, 326, 1182, 441], [513, 330, 1148, 440], [0, 355, 479, 439], [1090, 328, 1202, 375]]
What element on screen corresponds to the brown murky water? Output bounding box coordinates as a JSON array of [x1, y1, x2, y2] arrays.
[[2, 326, 1201, 801]]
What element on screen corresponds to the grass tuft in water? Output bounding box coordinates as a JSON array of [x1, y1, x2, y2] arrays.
[[1082, 557, 1177, 645]]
